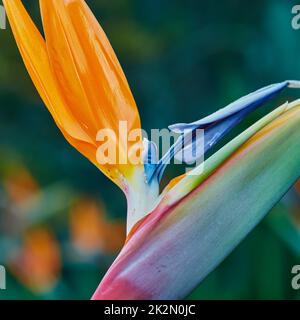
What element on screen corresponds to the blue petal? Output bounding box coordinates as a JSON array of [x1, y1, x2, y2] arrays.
[[142, 138, 158, 182], [147, 80, 300, 184], [169, 81, 296, 133]]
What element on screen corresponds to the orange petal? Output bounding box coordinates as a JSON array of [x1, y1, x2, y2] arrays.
[[39, 0, 142, 175], [4, 0, 143, 189], [3, 0, 93, 144]]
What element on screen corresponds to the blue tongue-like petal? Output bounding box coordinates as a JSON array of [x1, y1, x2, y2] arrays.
[[169, 81, 294, 133], [142, 138, 158, 180], [174, 105, 256, 163], [145, 80, 300, 184]]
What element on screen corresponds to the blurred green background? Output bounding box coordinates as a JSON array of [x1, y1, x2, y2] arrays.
[[1, 0, 300, 299]]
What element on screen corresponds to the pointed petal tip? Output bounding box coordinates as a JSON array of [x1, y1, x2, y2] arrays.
[[287, 80, 300, 88]]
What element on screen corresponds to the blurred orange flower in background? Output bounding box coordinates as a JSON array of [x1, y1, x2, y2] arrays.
[[3, 165, 40, 210], [70, 198, 126, 255], [8, 228, 61, 293]]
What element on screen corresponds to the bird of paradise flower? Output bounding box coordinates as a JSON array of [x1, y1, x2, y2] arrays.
[[3, 0, 300, 300]]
